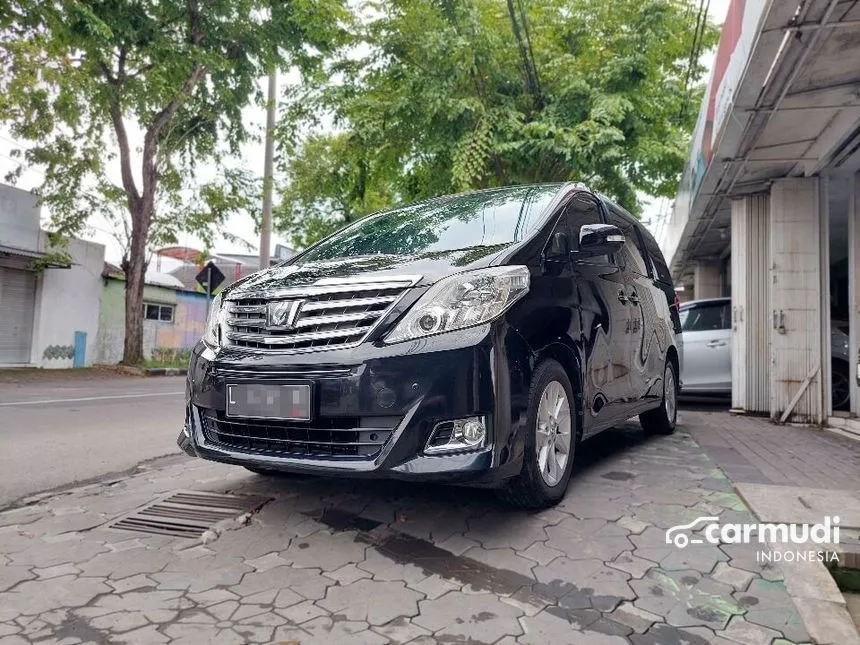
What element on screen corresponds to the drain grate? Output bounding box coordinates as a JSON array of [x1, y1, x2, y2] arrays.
[[108, 490, 271, 538]]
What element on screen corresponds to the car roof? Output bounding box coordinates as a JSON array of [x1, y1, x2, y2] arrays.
[[679, 297, 730, 309]]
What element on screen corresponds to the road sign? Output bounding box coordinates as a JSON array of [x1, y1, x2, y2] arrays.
[[195, 261, 225, 298]]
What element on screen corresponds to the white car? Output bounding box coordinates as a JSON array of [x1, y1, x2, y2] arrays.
[[679, 297, 850, 410]]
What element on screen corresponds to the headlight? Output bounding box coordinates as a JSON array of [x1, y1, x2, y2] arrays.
[[202, 293, 225, 347], [385, 266, 530, 343]]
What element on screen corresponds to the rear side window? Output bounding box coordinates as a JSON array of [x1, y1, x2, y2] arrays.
[[680, 303, 730, 331], [604, 205, 649, 276], [641, 233, 674, 286]]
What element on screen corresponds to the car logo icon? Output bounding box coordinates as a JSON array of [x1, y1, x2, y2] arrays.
[[665, 516, 719, 548], [266, 300, 303, 330]]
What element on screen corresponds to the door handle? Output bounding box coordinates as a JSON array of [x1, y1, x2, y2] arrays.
[[706, 340, 727, 348], [627, 291, 639, 304], [617, 290, 628, 304]]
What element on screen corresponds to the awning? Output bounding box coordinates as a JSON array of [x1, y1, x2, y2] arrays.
[[0, 244, 70, 269], [661, 0, 860, 284]]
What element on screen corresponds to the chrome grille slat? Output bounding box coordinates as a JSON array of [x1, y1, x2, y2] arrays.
[[228, 304, 267, 314], [222, 275, 418, 352], [294, 312, 378, 328], [227, 318, 266, 328], [302, 296, 397, 311]]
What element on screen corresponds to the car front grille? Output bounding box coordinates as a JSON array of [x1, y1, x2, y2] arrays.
[[223, 276, 418, 352], [201, 413, 397, 458]]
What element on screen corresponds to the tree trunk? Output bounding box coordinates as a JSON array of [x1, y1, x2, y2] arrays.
[[506, 0, 542, 110], [121, 203, 152, 365]]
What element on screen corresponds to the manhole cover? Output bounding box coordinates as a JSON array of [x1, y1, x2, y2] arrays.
[[108, 490, 271, 538]]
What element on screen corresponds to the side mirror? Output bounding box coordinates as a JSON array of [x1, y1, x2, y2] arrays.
[[578, 223, 624, 256], [544, 231, 570, 262]]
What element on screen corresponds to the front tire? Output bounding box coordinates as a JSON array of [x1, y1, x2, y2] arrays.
[[498, 360, 578, 509], [640, 359, 678, 435]]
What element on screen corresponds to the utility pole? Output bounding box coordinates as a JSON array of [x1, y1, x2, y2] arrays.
[[259, 69, 276, 270]]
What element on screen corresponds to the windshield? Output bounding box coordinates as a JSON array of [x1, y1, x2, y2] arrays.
[[299, 185, 560, 262]]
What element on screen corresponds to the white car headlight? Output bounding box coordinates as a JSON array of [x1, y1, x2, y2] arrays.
[[202, 293, 225, 347], [385, 266, 530, 343]]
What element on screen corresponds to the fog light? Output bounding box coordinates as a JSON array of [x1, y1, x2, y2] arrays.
[[425, 416, 487, 454], [459, 419, 485, 445]]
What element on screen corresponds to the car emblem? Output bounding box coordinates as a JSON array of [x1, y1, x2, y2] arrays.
[[266, 300, 303, 330]]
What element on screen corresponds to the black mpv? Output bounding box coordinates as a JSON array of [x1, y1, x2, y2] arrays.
[[179, 184, 682, 507]]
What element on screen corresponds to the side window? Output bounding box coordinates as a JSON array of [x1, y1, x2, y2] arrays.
[[565, 194, 609, 264], [642, 233, 674, 286], [604, 205, 649, 276], [719, 302, 730, 329], [681, 303, 729, 332]]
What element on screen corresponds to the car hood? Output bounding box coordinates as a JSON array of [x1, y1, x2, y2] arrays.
[[224, 245, 511, 298]]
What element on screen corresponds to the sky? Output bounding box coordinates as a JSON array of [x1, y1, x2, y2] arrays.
[[1, 0, 733, 266]]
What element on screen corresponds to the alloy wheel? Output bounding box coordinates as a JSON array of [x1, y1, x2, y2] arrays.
[[664, 364, 677, 423], [535, 380, 572, 486]]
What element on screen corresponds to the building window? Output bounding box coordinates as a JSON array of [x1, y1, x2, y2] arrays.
[[143, 303, 175, 323]]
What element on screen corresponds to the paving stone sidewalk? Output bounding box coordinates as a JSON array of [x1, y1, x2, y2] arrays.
[[0, 414, 851, 645]]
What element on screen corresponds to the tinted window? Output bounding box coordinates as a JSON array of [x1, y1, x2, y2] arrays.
[[565, 194, 603, 233], [642, 233, 674, 285], [566, 194, 610, 264], [604, 205, 649, 276], [681, 303, 730, 331], [301, 185, 560, 262]]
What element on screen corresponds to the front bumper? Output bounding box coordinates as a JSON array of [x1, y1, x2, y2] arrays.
[[178, 324, 532, 486]]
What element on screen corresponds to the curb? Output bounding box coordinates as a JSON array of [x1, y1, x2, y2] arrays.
[[734, 483, 860, 645], [145, 367, 188, 377]]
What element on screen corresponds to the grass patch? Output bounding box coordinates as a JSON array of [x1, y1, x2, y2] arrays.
[[829, 565, 860, 594], [145, 348, 192, 369]]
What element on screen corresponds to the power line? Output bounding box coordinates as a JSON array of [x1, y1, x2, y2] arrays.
[[0, 152, 45, 177], [681, 0, 711, 118]]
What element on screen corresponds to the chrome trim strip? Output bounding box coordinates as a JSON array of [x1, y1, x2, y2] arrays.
[[226, 276, 421, 302], [424, 416, 487, 455], [226, 327, 365, 345], [215, 367, 357, 378]]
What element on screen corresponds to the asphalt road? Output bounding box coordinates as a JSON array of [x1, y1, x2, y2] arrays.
[[0, 373, 185, 508]]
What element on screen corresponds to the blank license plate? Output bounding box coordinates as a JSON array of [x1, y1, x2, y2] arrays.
[[226, 383, 312, 421]]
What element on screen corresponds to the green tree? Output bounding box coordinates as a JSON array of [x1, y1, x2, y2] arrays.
[[277, 0, 718, 247], [0, 0, 347, 363], [275, 132, 397, 248]]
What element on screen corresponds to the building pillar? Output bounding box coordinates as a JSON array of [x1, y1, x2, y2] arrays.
[[730, 194, 770, 414], [693, 261, 723, 299], [769, 178, 826, 424]]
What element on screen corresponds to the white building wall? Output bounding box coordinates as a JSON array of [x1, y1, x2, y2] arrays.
[[769, 179, 825, 423], [30, 236, 105, 368], [0, 185, 41, 252]]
